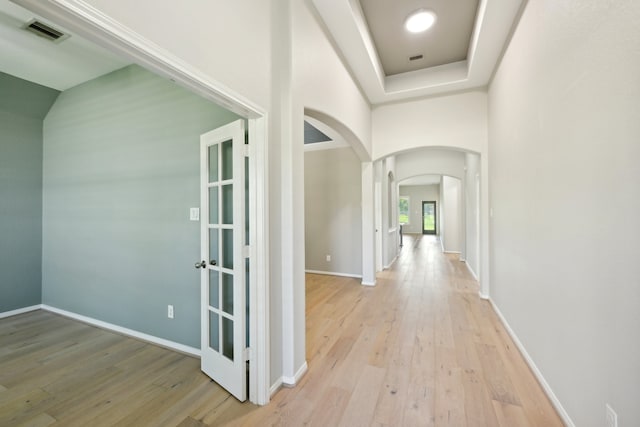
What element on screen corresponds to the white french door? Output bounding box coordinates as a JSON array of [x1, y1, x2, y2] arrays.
[[198, 119, 248, 402]]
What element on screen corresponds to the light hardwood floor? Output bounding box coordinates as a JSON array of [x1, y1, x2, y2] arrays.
[[0, 234, 564, 426]]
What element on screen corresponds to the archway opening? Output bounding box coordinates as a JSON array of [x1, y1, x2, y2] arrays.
[[373, 147, 482, 288], [303, 114, 363, 279]]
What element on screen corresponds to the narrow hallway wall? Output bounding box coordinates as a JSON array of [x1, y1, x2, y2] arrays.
[[488, 0, 640, 425]]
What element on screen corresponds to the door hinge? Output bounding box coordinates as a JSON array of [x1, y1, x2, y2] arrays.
[[243, 245, 251, 258], [243, 347, 252, 361], [243, 144, 250, 157]]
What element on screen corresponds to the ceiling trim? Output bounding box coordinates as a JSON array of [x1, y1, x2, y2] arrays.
[[310, 0, 525, 104]]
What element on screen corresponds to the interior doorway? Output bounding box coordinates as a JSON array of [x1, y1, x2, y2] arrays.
[[422, 201, 437, 235], [12, 0, 270, 405]]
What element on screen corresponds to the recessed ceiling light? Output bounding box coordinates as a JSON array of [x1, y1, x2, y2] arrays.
[[405, 9, 436, 33]]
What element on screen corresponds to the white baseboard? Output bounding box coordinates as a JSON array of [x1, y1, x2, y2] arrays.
[[489, 300, 575, 427], [0, 304, 41, 319], [282, 361, 308, 387], [462, 261, 484, 299], [384, 254, 398, 270], [464, 261, 479, 281], [270, 378, 283, 397], [361, 280, 376, 286], [41, 305, 201, 358], [443, 250, 462, 254], [305, 270, 362, 279]]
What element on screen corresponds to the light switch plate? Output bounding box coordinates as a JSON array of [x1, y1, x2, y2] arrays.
[[190, 207, 200, 221]]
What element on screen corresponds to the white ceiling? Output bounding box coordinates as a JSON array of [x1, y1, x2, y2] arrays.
[[0, 0, 128, 90], [310, 0, 525, 104], [359, 0, 479, 76], [2, 0, 524, 107]]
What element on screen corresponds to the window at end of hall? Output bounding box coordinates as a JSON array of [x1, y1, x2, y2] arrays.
[[399, 196, 409, 225]]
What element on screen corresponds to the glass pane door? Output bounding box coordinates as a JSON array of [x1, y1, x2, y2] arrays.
[[207, 139, 236, 361], [422, 201, 436, 235], [200, 119, 246, 402]]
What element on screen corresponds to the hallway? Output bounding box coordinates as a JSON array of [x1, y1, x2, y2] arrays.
[[232, 234, 564, 426], [0, 235, 564, 426]]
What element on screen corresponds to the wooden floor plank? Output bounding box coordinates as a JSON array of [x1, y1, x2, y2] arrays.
[[0, 234, 564, 426], [14, 412, 57, 427], [338, 364, 386, 427]]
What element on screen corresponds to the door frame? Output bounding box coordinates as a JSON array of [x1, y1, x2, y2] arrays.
[[422, 201, 437, 235], [18, 0, 271, 405]]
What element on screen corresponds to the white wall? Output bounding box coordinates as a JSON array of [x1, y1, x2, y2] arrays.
[[464, 153, 480, 278], [293, 0, 372, 160], [84, 0, 272, 110], [304, 148, 362, 277], [489, 0, 640, 425], [395, 148, 465, 182], [372, 91, 487, 160], [441, 176, 462, 253], [398, 185, 440, 234]]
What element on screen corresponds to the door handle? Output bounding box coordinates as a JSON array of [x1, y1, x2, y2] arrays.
[[195, 260, 207, 269]]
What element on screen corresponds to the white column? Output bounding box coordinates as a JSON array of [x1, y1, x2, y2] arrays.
[[272, 0, 306, 386], [480, 153, 490, 299], [361, 161, 376, 285]]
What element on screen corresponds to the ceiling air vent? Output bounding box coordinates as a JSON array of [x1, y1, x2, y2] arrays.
[[409, 54, 424, 62], [23, 19, 69, 42]]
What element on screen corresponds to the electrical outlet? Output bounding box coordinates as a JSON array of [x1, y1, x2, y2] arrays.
[[189, 207, 199, 221], [606, 404, 618, 427], [167, 305, 174, 319], [326, 254, 331, 262]]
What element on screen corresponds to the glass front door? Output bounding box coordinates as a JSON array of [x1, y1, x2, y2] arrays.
[[422, 201, 436, 235]]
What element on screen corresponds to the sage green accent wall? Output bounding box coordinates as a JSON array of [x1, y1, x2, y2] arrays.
[[42, 65, 239, 347], [0, 73, 59, 313], [0, 72, 60, 120]]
